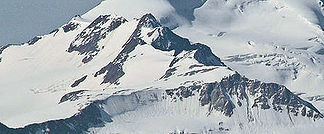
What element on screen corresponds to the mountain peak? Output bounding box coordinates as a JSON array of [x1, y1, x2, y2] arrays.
[[2, 0, 324, 133], [138, 13, 161, 28]]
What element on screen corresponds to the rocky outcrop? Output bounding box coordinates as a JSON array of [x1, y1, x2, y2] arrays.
[[149, 24, 224, 66], [166, 73, 324, 120], [71, 75, 87, 88], [59, 90, 87, 104], [68, 15, 127, 63], [63, 22, 80, 33], [27, 36, 42, 45], [150, 26, 191, 55], [0, 102, 111, 134], [192, 43, 224, 66]]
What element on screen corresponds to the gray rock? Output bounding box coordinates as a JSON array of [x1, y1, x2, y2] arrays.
[[0, 101, 111, 134], [68, 15, 127, 63], [27, 36, 42, 45], [166, 73, 324, 119], [62, 22, 79, 33], [59, 90, 87, 104], [71, 75, 87, 88]]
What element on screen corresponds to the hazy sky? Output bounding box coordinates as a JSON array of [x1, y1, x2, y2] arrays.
[[0, 0, 103, 46]]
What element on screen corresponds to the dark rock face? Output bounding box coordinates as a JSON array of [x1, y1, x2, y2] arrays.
[[71, 75, 87, 87], [149, 26, 224, 67], [88, 13, 223, 85], [95, 63, 125, 84], [27, 36, 42, 45], [63, 22, 80, 33], [208, 73, 323, 119], [166, 73, 324, 119], [150, 27, 192, 56], [68, 15, 127, 63], [165, 84, 235, 117], [316, 48, 324, 55], [207, 84, 236, 117], [161, 44, 224, 79], [160, 67, 177, 79], [59, 90, 87, 104], [166, 84, 202, 101], [149, 28, 224, 67], [192, 43, 224, 66], [182, 67, 218, 76], [0, 123, 14, 134], [94, 14, 159, 84], [0, 102, 111, 134], [49, 29, 59, 36], [138, 13, 161, 28]]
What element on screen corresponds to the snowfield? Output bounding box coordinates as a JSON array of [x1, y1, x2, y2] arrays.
[[1, 0, 324, 133]]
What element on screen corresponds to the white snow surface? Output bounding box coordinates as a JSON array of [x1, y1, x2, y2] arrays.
[[1, 0, 324, 133]]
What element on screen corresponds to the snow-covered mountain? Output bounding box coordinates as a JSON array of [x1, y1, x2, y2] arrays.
[[1, 0, 324, 133]]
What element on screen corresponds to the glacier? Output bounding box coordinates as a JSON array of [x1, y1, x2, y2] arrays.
[[1, 0, 324, 133]]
